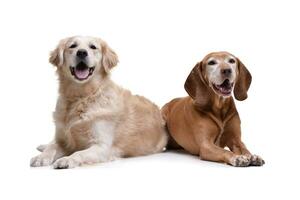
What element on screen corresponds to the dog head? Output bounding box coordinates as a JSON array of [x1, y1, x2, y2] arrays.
[[184, 52, 252, 107], [49, 36, 118, 83]]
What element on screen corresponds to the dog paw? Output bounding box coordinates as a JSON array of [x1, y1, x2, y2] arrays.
[[53, 157, 78, 169], [250, 155, 265, 166], [30, 154, 53, 167], [36, 144, 47, 152], [230, 155, 251, 167]]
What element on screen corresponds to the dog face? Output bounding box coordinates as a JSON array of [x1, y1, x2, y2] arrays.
[[185, 51, 252, 107], [203, 52, 238, 97], [49, 36, 118, 83]]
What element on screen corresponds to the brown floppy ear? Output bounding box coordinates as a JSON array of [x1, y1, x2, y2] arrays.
[[234, 58, 252, 101], [184, 62, 211, 108], [100, 40, 119, 73], [49, 38, 68, 67]]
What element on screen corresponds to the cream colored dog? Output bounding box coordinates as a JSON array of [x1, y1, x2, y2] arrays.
[[30, 36, 168, 169]]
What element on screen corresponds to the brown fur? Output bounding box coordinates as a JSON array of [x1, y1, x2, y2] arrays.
[[162, 52, 264, 167]]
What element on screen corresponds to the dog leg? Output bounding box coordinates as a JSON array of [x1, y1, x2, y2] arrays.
[[222, 116, 265, 166], [30, 141, 65, 167], [229, 140, 251, 155], [36, 144, 47, 152], [229, 141, 265, 166], [53, 144, 113, 169], [198, 141, 251, 167], [53, 120, 116, 169]]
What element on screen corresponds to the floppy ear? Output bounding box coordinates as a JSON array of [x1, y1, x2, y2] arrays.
[[234, 58, 252, 101], [184, 62, 211, 108], [100, 40, 119, 73], [49, 38, 68, 67]]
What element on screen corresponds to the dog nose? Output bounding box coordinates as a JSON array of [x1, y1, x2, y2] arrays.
[[221, 68, 232, 76], [76, 49, 88, 59]]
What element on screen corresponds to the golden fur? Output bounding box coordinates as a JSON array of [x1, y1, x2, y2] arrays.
[[30, 36, 168, 169]]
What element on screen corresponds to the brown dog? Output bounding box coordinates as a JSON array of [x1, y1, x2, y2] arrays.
[[162, 52, 264, 167]]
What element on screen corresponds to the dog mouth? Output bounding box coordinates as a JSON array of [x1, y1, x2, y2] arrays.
[[70, 62, 95, 81], [212, 79, 234, 96]]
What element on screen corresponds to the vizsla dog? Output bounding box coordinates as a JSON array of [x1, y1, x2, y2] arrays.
[[162, 52, 264, 167]]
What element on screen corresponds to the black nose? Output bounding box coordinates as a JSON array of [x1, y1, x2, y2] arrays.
[[76, 49, 88, 59], [221, 68, 232, 76]]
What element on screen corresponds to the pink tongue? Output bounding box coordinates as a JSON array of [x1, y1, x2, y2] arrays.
[[75, 68, 89, 79]]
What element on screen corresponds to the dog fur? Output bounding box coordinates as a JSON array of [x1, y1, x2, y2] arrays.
[[30, 36, 168, 169], [162, 52, 264, 167]]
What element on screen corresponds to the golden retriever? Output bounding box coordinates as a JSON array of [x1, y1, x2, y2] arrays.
[[30, 36, 168, 169]]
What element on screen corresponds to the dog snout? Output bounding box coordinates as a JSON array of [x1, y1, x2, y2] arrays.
[[76, 49, 88, 59], [221, 68, 232, 76]]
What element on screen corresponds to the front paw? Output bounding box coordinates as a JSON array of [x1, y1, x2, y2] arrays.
[[53, 157, 78, 169], [250, 155, 265, 166], [30, 154, 53, 167], [230, 155, 251, 167]]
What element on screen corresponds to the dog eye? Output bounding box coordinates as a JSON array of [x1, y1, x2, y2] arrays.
[[208, 60, 217, 65], [90, 44, 97, 49], [69, 44, 77, 48], [228, 58, 235, 64]]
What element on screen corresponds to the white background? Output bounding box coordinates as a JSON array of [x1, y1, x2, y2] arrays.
[[0, 0, 299, 199]]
